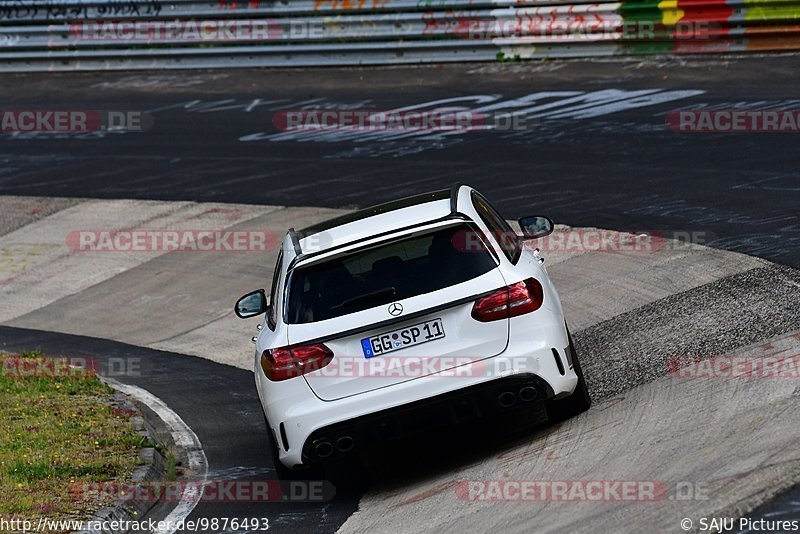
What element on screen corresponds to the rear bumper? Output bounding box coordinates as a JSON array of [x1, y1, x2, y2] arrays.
[[257, 316, 578, 468], [301, 372, 553, 463]]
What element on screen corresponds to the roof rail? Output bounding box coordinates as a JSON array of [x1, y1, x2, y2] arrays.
[[450, 182, 465, 214], [287, 228, 303, 257]]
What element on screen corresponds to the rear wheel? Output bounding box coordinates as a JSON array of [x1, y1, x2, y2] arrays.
[[546, 329, 591, 423]]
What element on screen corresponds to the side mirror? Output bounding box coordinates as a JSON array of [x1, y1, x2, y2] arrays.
[[235, 289, 268, 319], [518, 216, 554, 239]]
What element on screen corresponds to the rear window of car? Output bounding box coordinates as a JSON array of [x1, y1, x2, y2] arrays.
[[285, 223, 497, 324]]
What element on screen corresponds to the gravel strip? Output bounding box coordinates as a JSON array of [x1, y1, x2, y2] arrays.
[[575, 263, 800, 401], [0, 195, 83, 236]]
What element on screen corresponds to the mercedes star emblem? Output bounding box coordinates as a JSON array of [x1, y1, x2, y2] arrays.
[[388, 302, 403, 316]]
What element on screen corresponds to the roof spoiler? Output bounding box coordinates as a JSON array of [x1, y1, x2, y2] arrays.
[[450, 182, 465, 214]]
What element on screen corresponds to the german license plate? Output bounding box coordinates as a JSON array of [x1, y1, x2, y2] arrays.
[[361, 318, 445, 358]]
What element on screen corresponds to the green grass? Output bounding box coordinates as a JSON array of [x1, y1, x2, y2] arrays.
[[164, 449, 178, 481], [0, 351, 145, 528]]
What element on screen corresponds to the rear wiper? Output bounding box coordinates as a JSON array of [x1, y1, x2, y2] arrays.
[[338, 286, 396, 309]]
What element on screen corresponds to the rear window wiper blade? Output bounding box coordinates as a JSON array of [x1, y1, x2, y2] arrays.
[[337, 286, 397, 309]]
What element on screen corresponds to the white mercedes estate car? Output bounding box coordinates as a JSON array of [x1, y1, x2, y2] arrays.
[[235, 184, 590, 476]]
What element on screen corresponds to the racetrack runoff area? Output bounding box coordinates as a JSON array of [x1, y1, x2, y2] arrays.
[[0, 195, 798, 532]]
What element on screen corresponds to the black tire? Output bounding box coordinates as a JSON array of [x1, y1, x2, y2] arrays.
[[546, 328, 591, 423]]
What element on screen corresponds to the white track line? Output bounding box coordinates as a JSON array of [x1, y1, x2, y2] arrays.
[[104, 378, 209, 534]]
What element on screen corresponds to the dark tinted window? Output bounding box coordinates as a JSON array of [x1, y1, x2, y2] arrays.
[[286, 223, 497, 324], [471, 191, 521, 263]]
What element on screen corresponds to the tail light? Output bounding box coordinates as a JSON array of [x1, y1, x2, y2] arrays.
[[471, 278, 544, 322], [260, 343, 333, 381]]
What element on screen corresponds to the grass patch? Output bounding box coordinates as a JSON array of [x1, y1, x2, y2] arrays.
[[164, 449, 178, 482], [0, 351, 144, 528]]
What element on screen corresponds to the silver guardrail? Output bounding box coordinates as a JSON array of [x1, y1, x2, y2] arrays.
[[0, 0, 799, 71]]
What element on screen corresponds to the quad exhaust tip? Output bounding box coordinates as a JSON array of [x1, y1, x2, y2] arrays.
[[315, 440, 334, 458], [336, 436, 355, 452], [498, 391, 517, 408], [499, 386, 538, 407], [519, 386, 538, 402]]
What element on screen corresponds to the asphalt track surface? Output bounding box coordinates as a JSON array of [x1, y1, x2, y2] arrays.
[[0, 55, 799, 268], [1, 56, 800, 532], [0, 326, 361, 533]]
